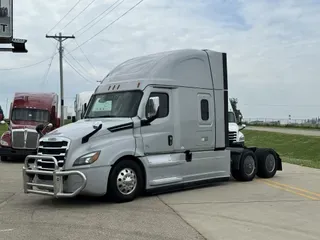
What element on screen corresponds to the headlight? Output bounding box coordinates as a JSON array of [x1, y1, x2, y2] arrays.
[[239, 134, 245, 142], [0, 139, 9, 146], [73, 151, 101, 166]]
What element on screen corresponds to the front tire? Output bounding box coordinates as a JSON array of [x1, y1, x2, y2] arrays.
[[107, 159, 143, 203]]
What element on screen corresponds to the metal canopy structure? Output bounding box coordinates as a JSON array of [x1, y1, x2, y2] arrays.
[[0, 0, 27, 53]]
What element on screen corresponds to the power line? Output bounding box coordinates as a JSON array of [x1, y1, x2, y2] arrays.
[[47, 0, 83, 34], [0, 55, 58, 70], [61, 0, 98, 31], [41, 42, 59, 86], [64, 47, 91, 77], [73, 0, 125, 37], [74, 39, 97, 73], [68, 0, 146, 54], [63, 54, 96, 84], [64, 55, 96, 84], [42, 56, 55, 85]]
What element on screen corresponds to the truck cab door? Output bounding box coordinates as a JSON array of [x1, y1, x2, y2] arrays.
[[139, 88, 185, 187], [140, 88, 174, 154]]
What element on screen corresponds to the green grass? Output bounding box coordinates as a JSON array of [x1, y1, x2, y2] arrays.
[[245, 123, 320, 130], [243, 130, 320, 169], [0, 123, 8, 135]]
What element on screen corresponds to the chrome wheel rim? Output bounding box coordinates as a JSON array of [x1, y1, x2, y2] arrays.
[[117, 168, 137, 195]]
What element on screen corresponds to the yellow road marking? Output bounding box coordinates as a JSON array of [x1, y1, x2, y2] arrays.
[[262, 179, 320, 198], [257, 179, 320, 201]]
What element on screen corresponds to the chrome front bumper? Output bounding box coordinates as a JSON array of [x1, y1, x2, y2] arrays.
[[22, 155, 87, 198]]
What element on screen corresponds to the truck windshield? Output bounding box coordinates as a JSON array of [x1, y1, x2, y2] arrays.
[[228, 112, 237, 123], [12, 108, 49, 122], [84, 90, 143, 119]]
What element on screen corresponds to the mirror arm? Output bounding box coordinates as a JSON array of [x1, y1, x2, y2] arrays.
[[147, 113, 157, 123], [141, 109, 159, 126], [140, 119, 150, 126]]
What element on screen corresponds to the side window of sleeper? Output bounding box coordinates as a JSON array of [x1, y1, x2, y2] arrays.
[[200, 99, 209, 121]]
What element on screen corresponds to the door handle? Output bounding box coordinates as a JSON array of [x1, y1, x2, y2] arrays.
[[168, 135, 173, 146], [185, 150, 192, 162]]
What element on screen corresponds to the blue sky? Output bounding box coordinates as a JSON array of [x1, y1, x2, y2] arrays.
[[1, 0, 320, 120]]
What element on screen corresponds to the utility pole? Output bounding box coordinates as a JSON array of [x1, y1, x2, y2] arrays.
[[46, 32, 74, 126], [5, 98, 8, 116]]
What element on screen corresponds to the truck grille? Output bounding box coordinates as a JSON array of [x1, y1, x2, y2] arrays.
[[228, 131, 237, 142], [36, 138, 70, 180], [11, 129, 39, 149]]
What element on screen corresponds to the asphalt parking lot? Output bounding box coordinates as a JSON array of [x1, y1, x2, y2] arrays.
[[0, 159, 319, 240]]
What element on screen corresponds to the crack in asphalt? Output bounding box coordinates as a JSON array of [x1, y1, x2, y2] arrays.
[[157, 195, 208, 240], [0, 193, 16, 209], [166, 199, 316, 206], [173, 209, 320, 240]]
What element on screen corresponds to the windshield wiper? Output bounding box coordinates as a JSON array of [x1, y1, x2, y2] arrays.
[[82, 123, 103, 144]]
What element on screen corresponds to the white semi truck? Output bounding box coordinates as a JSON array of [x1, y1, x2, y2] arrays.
[[74, 91, 94, 121], [22, 49, 282, 203], [228, 99, 245, 146]]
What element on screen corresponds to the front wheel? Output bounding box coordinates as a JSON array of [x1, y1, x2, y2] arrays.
[[107, 159, 143, 203]]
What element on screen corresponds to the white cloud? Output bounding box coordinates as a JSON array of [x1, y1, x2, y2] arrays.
[[0, 0, 320, 120]]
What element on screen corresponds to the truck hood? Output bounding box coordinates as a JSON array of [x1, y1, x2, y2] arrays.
[[45, 118, 133, 141], [10, 120, 41, 130], [228, 122, 239, 132]]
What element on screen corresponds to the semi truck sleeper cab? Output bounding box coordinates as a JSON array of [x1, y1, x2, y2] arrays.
[[22, 49, 282, 203]]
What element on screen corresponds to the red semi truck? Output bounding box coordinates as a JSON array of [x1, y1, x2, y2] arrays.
[[0, 92, 60, 161], [0, 105, 4, 121]]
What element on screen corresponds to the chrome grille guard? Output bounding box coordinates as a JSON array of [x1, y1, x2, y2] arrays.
[[22, 155, 87, 198]]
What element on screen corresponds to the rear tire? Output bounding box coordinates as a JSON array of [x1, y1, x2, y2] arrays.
[[107, 159, 143, 203], [255, 148, 277, 178], [232, 149, 257, 181]]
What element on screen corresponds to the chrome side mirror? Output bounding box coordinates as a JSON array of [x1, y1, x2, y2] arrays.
[[36, 123, 53, 137], [239, 124, 246, 131]]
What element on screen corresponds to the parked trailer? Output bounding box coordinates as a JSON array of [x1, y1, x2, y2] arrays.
[[74, 91, 94, 121], [22, 49, 282, 203]]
